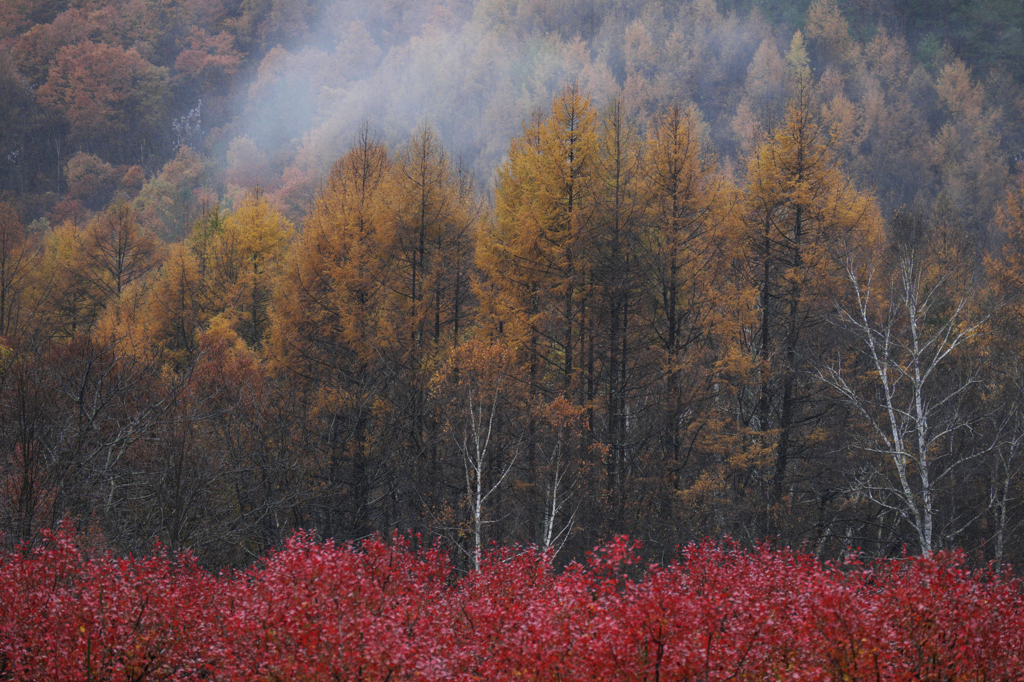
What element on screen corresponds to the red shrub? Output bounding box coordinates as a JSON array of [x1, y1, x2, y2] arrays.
[[0, 523, 221, 681], [2, 528, 1023, 681]]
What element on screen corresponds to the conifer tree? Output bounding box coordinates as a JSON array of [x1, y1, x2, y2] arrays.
[[0, 203, 37, 340], [639, 103, 740, 541], [80, 203, 163, 304], [269, 130, 395, 539], [145, 242, 210, 364], [480, 82, 599, 399], [591, 98, 646, 522], [734, 57, 882, 538], [478, 83, 601, 545], [206, 190, 293, 348], [392, 124, 477, 357], [388, 124, 480, 540]]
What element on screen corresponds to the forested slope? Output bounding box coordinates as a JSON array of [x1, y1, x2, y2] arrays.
[[3, 0, 1024, 568]]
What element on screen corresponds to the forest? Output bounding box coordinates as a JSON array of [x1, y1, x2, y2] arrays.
[[3, 0, 1024, 570]]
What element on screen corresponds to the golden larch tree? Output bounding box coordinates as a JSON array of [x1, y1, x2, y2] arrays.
[[206, 191, 293, 348], [479, 82, 599, 399], [730, 58, 883, 539]]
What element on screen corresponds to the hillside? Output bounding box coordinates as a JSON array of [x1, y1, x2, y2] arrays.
[[2, 0, 1024, 569]]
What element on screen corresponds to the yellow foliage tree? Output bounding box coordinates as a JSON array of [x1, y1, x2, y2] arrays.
[[983, 182, 1024, 563], [0, 202, 39, 340], [206, 191, 293, 348], [38, 205, 164, 338], [932, 59, 1007, 233], [479, 81, 599, 398], [390, 123, 478, 365], [640, 103, 741, 533], [80, 203, 163, 304], [268, 130, 398, 538], [145, 242, 211, 364], [804, 0, 858, 69], [270, 130, 394, 376], [729, 72, 883, 537]]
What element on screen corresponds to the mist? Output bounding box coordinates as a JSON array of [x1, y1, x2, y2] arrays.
[[5, 0, 1016, 237], [220, 0, 776, 216]]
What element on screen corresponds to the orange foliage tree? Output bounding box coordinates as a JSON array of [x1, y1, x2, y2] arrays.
[[723, 59, 883, 541]]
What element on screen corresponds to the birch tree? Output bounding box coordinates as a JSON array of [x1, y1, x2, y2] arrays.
[[822, 211, 987, 555], [430, 341, 527, 570]]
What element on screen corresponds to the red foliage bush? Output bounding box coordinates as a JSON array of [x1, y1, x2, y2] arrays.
[[2, 526, 1022, 681], [0, 524, 221, 680]]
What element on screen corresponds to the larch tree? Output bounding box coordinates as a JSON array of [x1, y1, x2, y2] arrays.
[[732, 38, 791, 155], [80, 203, 163, 306], [388, 124, 481, 537], [638, 103, 737, 541], [977, 183, 1024, 564], [32, 204, 162, 341], [590, 97, 647, 526], [268, 129, 398, 540], [733, 42, 883, 539], [589, 96, 667, 532], [145, 242, 211, 365], [205, 190, 293, 349], [479, 82, 599, 400], [269, 130, 394, 379], [38, 221, 103, 338], [804, 0, 859, 71], [0, 203, 38, 340], [391, 124, 477, 356], [842, 28, 933, 218], [931, 59, 1007, 235], [477, 83, 600, 546]]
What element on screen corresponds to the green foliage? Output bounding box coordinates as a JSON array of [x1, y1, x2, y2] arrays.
[[133, 147, 213, 242]]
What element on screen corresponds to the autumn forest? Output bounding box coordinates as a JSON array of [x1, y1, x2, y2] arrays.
[[3, 0, 1024, 570]]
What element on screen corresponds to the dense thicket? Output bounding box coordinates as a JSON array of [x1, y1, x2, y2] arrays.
[[3, 527, 1024, 680], [3, 0, 1024, 569]]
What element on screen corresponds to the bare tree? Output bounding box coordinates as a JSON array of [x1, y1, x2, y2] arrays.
[[821, 212, 988, 554], [431, 341, 527, 570], [988, 408, 1024, 567], [533, 396, 585, 556]]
